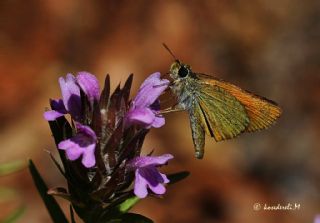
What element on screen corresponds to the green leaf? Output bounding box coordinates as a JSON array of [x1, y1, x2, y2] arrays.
[[0, 160, 25, 176], [28, 160, 69, 223], [167, 171, 190, 185], [109, 213, 153, 223], [2, 205, 25, 223], [117, 196, 140, 213]]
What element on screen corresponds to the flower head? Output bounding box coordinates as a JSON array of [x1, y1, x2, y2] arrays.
[[125, 72, 169, 128], [44, 72, 100, 121], [127, 154, 174, 198], [58, 123, 97, 168], [42, 72, 185, 222]]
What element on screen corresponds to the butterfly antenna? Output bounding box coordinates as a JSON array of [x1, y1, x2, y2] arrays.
[[162, 43, 178, 61]]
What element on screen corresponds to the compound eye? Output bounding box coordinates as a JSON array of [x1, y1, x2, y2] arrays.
[[178, 66, 189, 77]]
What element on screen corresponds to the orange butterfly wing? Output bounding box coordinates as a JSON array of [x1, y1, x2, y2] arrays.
[[198, 74, 282, 132]]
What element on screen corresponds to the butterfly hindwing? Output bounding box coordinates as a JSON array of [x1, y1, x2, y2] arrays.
[[192, 80, 250, 142]]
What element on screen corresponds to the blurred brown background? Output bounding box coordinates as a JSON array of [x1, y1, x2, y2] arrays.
[[0, 0, 320, 222]]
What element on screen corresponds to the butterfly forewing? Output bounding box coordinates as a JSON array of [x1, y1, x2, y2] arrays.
[[198, 74, 282, 132]]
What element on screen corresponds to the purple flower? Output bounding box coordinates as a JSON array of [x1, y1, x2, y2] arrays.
[[76, 71, 100, 106], [315, 215, 320, 223], [58, 123, 97, 168], [43, 99, 68, 121], [127, 154, 173, 198], [43, 72, 100, 121], [125, 72, 169, 128]]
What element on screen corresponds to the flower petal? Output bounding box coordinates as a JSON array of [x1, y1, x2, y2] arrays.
[[137, 166, 168, 196], [148, 181, 166, 195], [58, 139, 83, 160], [57, 123, 96, 168], [134, 169, 149, 198], [314, 215, 320, 223], [126, 108, 155, 127], [81, 144, 96, 168], [43, 110, 65, 121], [139, 166, 158, 185], [75, 122, 97, 141], [149, 99, 160, 111], [50, 99, 67, 112], [59, 74, 81, 120], [133, 72, 169, 109], [129, 154, 174, 168], [129, 154, 173, 198], [76, 71, 100, 105], [160, 173, 170, 184], [139, 72, 166, 90], [151, 116, 165, 128], [43, 99, 68, 121]]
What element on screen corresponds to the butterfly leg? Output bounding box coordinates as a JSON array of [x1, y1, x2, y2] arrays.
[[159, 106, 185, 114]]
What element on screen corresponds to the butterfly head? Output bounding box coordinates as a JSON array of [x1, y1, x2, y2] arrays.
[[162, 43, 193, 80], [169, 60, 192, 80]]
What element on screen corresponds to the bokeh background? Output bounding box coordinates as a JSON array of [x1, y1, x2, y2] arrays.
[[1, 0, 320, 222]]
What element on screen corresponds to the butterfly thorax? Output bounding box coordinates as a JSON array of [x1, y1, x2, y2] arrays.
[[169, 61, 199, 110]]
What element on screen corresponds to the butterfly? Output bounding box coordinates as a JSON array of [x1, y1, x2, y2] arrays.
[[162, 44, 282, 159]]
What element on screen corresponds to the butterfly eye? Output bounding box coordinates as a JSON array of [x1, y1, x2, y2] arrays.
[[178, 66, 189, 78]]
